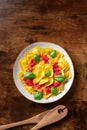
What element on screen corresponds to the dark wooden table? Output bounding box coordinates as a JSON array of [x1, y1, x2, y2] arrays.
[[0, 0, 87, 130]]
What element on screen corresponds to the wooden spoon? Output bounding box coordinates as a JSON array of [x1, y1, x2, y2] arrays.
[[31, 105, 68, 130]]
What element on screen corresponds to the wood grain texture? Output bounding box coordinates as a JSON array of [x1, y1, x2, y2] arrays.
[[0, 0, 87, 130]]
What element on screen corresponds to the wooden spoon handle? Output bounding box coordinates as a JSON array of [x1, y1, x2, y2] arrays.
[[0, 118, 35, 130], [0, 110, 49, 130]]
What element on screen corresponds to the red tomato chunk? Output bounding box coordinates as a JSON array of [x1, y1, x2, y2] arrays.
[[46, 87, 51, 94], [27, 66, 33, 72], [53, 62, 62, 75], [53, 81, 61, 87], [24, 79, 34, 87], [29, 59, 36, 67], [41, 54, 49, 64]]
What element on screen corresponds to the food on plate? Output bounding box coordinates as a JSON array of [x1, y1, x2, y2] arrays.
[[18, 46, 71, 100]]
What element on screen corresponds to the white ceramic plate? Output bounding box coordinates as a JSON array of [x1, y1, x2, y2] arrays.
[[13, 42, 74, 103]]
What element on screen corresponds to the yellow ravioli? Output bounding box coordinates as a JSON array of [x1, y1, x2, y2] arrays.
[[43, 93, 52, 99], [45, 78, 54, 86], [39, 77, 49, 85], [64, 71, 71, 79], [41, 48, 52, 55], [57, 83, 64, 93], [24, 85, 34, 94]]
